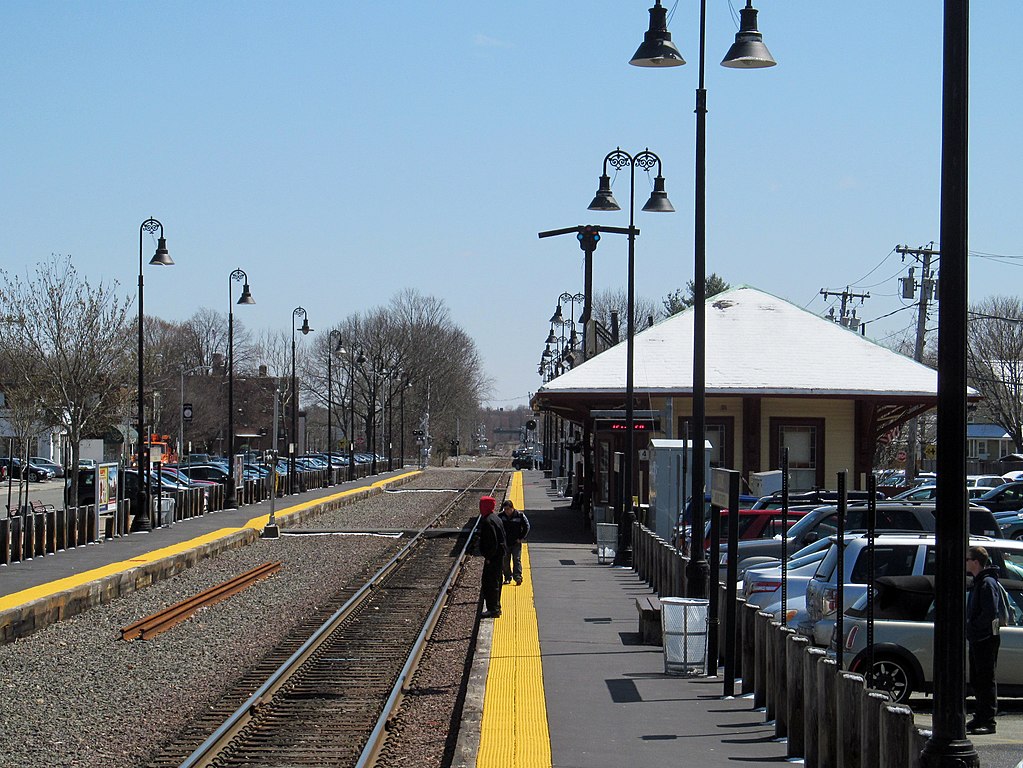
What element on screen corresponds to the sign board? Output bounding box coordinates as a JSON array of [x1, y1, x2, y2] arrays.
[[711, 467, 740, 509], [96, 463, 119, 514]]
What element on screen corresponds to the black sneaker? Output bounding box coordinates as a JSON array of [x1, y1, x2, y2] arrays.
[[967, 721, 996, 735], [480, 610, 502, 618]]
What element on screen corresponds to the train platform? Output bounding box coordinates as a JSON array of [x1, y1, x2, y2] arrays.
[[0, 467, 420, 641], [462, 469, 788, 768]]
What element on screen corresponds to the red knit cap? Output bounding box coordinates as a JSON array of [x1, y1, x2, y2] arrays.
[[479, 495, 497, 516]]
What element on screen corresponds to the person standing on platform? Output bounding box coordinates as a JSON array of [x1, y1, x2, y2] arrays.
[[477, 495, 507, 618], [966, 545, 1002, 734], [499, 499, 530, 585]]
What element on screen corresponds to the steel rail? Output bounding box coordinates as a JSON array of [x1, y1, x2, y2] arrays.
[[120, 562, 282, 641], [177, 469, 506, 768], [355, 471, 504, 768]]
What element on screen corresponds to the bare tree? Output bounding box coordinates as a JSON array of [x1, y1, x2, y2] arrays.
[[591, 287, 660, 336], [0, 255, 134, 506], [968, 296, 1023, 451]]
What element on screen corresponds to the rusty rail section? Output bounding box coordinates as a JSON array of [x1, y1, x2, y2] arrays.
[[120, 562, 282, 641]]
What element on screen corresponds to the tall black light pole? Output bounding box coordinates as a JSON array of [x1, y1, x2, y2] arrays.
[[589, 148, 674, 565], [340, 343, 357, 482], [630, 0, 775, 597], [226, 268, 255, 509], [326, 330, 343, 487], [922, 2, 976, 766], [290, 307, 312, 493], [131, 217, 173, 533], [399, 372, 409, 468], [384, 364, 394, 471], [356, 349, 375, 474]]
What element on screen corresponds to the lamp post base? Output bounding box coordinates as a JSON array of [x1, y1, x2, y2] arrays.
[[129, 494, 152, 533], [261, 523, 280, 539]]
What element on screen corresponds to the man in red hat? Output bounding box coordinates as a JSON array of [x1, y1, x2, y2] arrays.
[[477, 495, 507, 618]]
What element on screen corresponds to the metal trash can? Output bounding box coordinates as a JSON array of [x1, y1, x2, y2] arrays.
[[661, 597, 709, 676], [596, 522, 618, 564]]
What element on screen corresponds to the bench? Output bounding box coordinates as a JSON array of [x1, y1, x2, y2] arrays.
[[636, 595, 663, 645]]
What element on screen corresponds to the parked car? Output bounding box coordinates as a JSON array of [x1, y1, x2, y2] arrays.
[[703, 508, 811, 554], [741, 538, 834, 624], [890, 485, 937, 502], [176, 464, 230, 485], [29, 457, 64, 477], [804, 532, 1023, 648], [973, 482, 1023, 514], [838, 573, 1023, 703], [750, 489, 886, 510], [968, 475, 1007, 493], [725, 501, 1001, 568], [994, 510, 1023, 540], [0, 457, 54, 482]]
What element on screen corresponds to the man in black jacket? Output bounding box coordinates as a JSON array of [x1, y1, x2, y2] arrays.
[[966, 545, 1001, 734], [499, 499, 530, 585], [477, 495, 507, 618]]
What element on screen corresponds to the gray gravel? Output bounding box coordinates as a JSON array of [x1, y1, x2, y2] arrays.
[[0, 468, 490, 768]]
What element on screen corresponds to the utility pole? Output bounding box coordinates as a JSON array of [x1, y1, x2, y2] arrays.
[[820, 287, 871, 331], [897, 243, 940, 483]]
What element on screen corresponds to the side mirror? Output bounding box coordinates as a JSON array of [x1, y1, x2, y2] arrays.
[[803, 531, 819, 544]]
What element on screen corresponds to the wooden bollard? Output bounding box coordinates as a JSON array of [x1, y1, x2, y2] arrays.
[[837, 672, 865, 768], [803, 647, 827, 768], [860, 690, 891, 768], [786, 634, 810, 758], [754, 611, 771, 709], [775, 626, 795, 738], [741, 602, 757, 695], [879, 704, 915, 768], [734, 597, 746, 681], [910, 724, 929, 768], [817, 658, 838, 768], [765, 621, 778, 720]]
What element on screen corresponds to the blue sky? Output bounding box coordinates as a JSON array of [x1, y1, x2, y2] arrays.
[[2, 2, 1021, 410]]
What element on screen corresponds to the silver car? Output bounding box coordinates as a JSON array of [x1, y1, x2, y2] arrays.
[[805, 533, 1023, 647], [837, 574, 1023, 703]]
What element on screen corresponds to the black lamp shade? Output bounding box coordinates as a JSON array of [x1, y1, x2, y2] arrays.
[[238, 284, 256, 304], [588, 174, 621, 211], [721, 2, 776, 68], [642, 175, 675, 212], [150, 237, 173, 266], [630, 1, 685, 67]]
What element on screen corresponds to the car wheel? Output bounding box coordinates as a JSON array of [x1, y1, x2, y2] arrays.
[[30, 471, 40, 482], [1013, 531, 1023, 541], [868, 655, 915, 704]]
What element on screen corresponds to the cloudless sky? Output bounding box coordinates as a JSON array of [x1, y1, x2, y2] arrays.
[[2, 2, 1021, 410]]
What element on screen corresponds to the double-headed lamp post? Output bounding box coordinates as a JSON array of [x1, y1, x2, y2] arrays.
[[226, 269, 255, 509], [630, 0, 775, 597], [131, 218, 173, 533], [290, 307, 313, 492], [588, 148, 674, 565], [326, 329, 343, 487]]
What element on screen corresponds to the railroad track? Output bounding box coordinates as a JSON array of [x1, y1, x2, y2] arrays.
[[147, 468, 507, 768]]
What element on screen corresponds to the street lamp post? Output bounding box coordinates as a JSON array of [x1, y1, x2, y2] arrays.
[[130, 217, 173, 533], [588, 148, 674, 565], [226, 268, 255, 509], [342, 344, 357, 482], [326, 329, 343, 487], [630, 0, 775, 597], [921, 2, 976, 766], [356, 350, 377, 474], [290, 307, 313, 493], [399, 372, 409, 469]]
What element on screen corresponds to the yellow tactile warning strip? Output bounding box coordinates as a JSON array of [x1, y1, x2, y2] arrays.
[[477, 472, 553, 768], [0, 471, 421, 613]]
